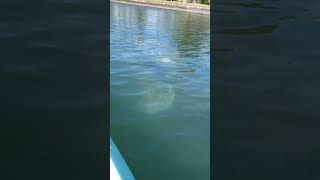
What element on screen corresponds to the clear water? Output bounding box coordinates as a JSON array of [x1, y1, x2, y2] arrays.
[[110, 2, 210, 180]]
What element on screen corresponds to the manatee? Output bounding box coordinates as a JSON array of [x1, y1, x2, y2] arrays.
[[141, 82, 175, 114]]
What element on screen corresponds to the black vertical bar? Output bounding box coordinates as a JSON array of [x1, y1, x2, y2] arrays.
[[0, 0, 109, 179]]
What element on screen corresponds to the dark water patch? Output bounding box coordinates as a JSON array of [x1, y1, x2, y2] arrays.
[[214, 10, 237, 13], [213, 0, 320, 179], [217, 25, 278, 35], [0, 0, 108, 179], [312, 17, 320, 23], [212, 48, 235, 52], [0, 32, 17, 38], [279, 15, 296, 21], [217, 2, 276, 9]]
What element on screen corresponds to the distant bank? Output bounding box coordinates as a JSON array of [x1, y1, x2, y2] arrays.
[[111, 0, 210, 15]]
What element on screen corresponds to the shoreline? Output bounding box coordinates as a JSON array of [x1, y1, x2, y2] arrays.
[[111, 0, 210, 15]]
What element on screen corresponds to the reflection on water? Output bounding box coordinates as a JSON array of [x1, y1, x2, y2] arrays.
[[213, 0, 320, 179], [111, 2, 210, 180]]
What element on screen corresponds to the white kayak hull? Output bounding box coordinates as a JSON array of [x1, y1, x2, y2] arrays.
[[110, 138, 135, 180]]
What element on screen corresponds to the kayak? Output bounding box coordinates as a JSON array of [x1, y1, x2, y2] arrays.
[[110, 137, 135, 180]]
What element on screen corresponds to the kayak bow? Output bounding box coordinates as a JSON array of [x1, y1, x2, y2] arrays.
[[110, 137, 135, 180]]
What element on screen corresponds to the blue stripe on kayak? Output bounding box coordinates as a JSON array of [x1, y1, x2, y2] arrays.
[[110, 137, 135, 180]]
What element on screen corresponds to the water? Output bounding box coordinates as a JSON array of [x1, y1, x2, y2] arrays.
[[110, 2, 210, 180], [213, 1, 320, 179], [1, 1, 107, 179]]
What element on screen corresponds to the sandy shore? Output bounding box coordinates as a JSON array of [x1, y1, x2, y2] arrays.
[[111, 0, 210, 15]]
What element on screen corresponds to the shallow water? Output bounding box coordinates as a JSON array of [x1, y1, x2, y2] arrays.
[[111, 2, 210, 180], [213, 0, 320, 179]]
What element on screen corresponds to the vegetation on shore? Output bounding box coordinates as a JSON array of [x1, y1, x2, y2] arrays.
[[113, 0, 210, 12], [166, 0, 210, 5]]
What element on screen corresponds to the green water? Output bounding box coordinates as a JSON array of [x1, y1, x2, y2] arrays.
[[111, 2, 210, 179]]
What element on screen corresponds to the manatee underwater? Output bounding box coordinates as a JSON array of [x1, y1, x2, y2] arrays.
[[140, 82, 175, 114]]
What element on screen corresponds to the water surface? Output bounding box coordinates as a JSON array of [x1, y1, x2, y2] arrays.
[[213, 1, 320, 179], [111, 2, 210, 180], [1, 1, 107, 179]]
